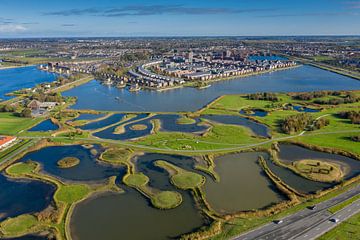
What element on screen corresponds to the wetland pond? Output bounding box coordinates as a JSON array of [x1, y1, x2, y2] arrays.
[[278, 144, 360, 179], [202, 114, 270, 138], [0, 174, 55, 221], [72, 113, 106, 121], [93, 114, 209, 141], [203, 152, 286, 214], [71, 153, 208, 240], [19, 145, 125, 182], [28, 119, 59, 132], [71, 188, 206, 240], [79, 113, 125, 131]]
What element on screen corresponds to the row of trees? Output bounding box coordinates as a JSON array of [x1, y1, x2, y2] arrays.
[[339, 111, 360, 124], [314, 94, 359, 105], [291, 91, 342, 101], [281, 113, 329, 134], [0, 105, 31, 118], [30, 92, 63, 103], [247, 92, 279, 101]]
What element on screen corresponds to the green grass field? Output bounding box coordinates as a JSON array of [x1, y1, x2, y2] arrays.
[[0, 113, 43, 135], [317, 212, 360, 240], [54, 184, 90, 204], [137, 123, 261, 151], [6, 162, 36, 175], [0, 214, 38, 236], [123, 173, 149, 187], [151, 191, 182, 209]]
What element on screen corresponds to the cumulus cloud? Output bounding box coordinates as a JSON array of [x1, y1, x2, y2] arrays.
[[0, 24, 27, 33]]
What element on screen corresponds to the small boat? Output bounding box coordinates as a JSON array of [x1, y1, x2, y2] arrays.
[[129, 84, 141, 92]]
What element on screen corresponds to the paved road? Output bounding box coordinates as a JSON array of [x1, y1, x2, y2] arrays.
[[233, 185, 360, 240], [19, 129, 360, 154], [0, 139, 37, 166]]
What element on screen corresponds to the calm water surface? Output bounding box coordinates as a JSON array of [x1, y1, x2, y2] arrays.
[[278, 144, 360, 179], [73, 113, 106, 121], [202, 114, 270, 138], [0, 173, 55, 221], [19, 145, 125, 182], [0, 66, 57, 101], [79, 114, 125, 130], [204, 152, 286, 214], [70, 189, 206, 240], [71, 153, 206, 240], [63, 65, 360, 112], [28, 119, 59, 132], [265, 157, 333, 194]]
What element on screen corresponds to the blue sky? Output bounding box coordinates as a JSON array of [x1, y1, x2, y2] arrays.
[[0, 0, 359, 37]]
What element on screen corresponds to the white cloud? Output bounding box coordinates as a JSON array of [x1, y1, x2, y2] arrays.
[[0, 24, 27, 33]]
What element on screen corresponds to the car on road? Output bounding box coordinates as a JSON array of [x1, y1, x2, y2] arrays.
[[308, 205, 316, 210], [330, 218, 339, 223], [274, 220, 283, 224]]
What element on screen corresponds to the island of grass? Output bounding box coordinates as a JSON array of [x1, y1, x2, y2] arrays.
[[100, 147, 133, 165], [123, 173, 149, 187], [57, 157, 80, 169], [0, 214, 38, 236], [176, 117, 197, 125], [6, 161, 37, 175], [129, 124, 148, 131], [123, 172, 182, 209], [54, 184, 90, 204], [292, 159, 344, 182], [155, 160, 205, 190], [151, 191, 183, 209]]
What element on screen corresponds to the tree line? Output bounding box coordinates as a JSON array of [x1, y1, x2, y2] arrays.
[[247, 92, 279, 101], [281, 113, 329, 134], [339, 111, 360, 124]]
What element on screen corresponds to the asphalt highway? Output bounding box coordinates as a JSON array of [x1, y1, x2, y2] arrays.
[[233, 185, 360, 240]]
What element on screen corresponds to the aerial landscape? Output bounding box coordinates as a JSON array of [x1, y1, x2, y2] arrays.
[[0, 0, 360, 240]]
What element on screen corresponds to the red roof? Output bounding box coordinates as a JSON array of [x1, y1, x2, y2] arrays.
[[0, 136, 16, 146]]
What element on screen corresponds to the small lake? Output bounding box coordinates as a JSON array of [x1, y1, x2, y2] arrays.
[[204, 152, 286, 214], [19, 145, 125, 182], [240, 109, 268, 117], [278, 144, 360, 179], [93, 114, 151, 141], [264, 157, 333, 194], [79, 114, 125, 131], [28, 119, 59, 132], [93, 114, 209, 141], [0, 66, 57, 101], [73, 113, 106, 121], [202, 114, 270, 138], [70, 188, 206, 240], [63, 65, 360, 112], [0, 173, 55, 221], [292, 106, 320, 113], [71, 153, 208, 240]]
